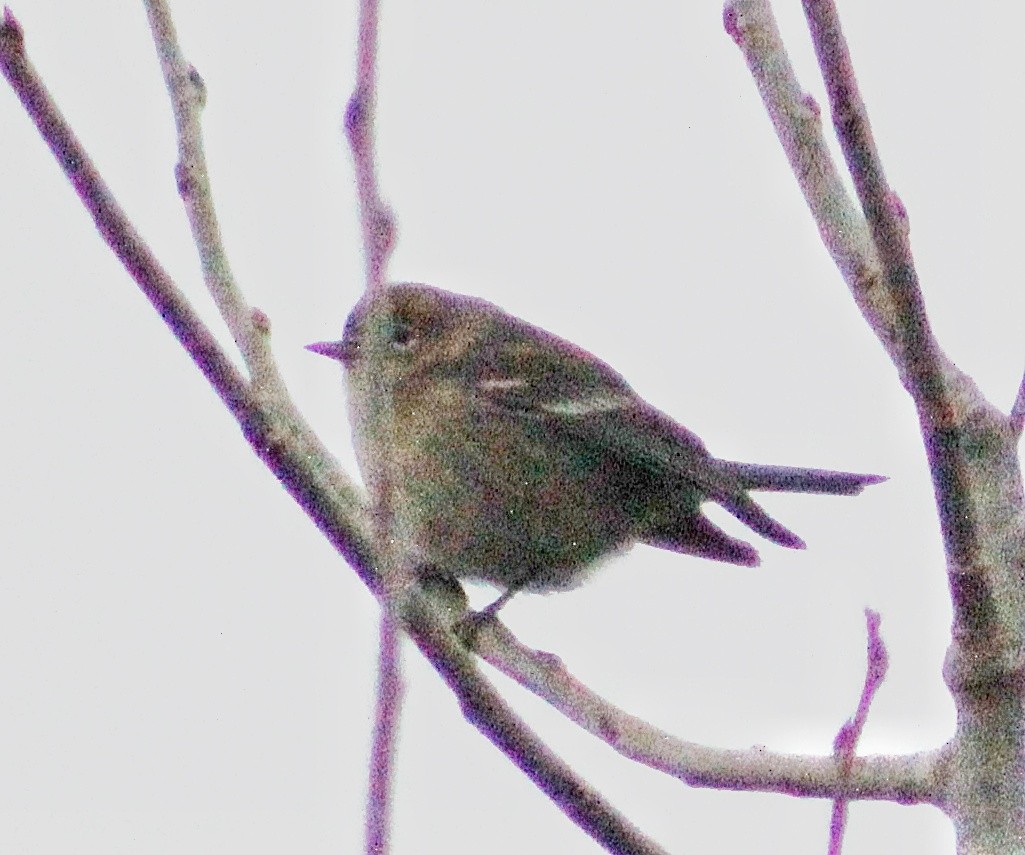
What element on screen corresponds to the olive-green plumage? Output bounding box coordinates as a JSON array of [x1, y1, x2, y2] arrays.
[[308, 283, 883, 596]]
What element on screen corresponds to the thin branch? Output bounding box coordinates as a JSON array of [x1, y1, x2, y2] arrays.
[[365, 614, 403, 855], [0, 9, 247, 427], [726, 2, 1025, 849], [143, 0, 271, 382], [1, 7, 375, 586], [346, 0, 395, 292], [724, 0, 1025, 673], [798, 0, 989, 573], [398, 587, 671, 855], [345, 5, 405, 852], [828, 609, 889, 855], [722, 0, 890, 356], [800, 0, 941, 397], [798, 0, 1025, 713], [724, 0, 956, 423], [722, 3, 867, 267], [471, 616, 938, 805], [0, 13, 669, 853], [795, 5, 1002, 626]]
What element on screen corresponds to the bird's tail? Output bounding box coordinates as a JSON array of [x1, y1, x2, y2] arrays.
[[645, 513, 762, 567], [642, 461, 884, 560], [718, 462, 886, 496], [710, 462, 884, 549], [716, 492, 806, 549]]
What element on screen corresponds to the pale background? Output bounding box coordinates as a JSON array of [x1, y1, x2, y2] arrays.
[[0, 1, 1018, 852]]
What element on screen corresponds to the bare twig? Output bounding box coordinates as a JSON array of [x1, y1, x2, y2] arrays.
[[798, 0, 985, 569], [794, 17, 1025, 852], [344, 4, 405, 850], [143, 0, 274, 383], [800, 0, 939, 388], [472, 615, 935, 805], [0, 6, 375, 584], [0, 9, 246, 418], [828, 609, 889, 854], [723, 0, 898, 359], [1, 11, 670, 853], [722, 1, 876, 291], [365, 614, 403, 855], [346, 0, 395, 292], [398, 587, 671, 855], [727, 1, 1025, 850]]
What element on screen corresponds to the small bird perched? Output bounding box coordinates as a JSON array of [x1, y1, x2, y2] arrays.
[[308, 284, 882, 607]]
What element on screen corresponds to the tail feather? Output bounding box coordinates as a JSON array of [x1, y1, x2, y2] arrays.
[[644, 514, 760, 567], [719, 462, 885, 496], [639, 460, 883, 565], [718, 493, 806, 549]]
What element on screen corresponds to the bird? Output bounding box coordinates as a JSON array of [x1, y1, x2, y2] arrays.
[[308, 283, 883, 608]]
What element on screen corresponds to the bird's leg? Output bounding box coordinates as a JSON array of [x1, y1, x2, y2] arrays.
[[477, 585, 520, 619], [453, 575, 530, 647]]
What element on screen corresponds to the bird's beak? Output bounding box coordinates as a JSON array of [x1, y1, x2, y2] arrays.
[[305, 339, 354, 366]]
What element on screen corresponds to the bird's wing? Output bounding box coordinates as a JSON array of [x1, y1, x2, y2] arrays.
[[470, 325, 722, 488], [470, 324, 806, 549]]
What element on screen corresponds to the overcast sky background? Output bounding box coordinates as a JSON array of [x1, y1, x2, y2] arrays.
[[1, 1, 1019, 852]]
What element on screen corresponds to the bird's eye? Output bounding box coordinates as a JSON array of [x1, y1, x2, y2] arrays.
[[388, 318, 417, 351]]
